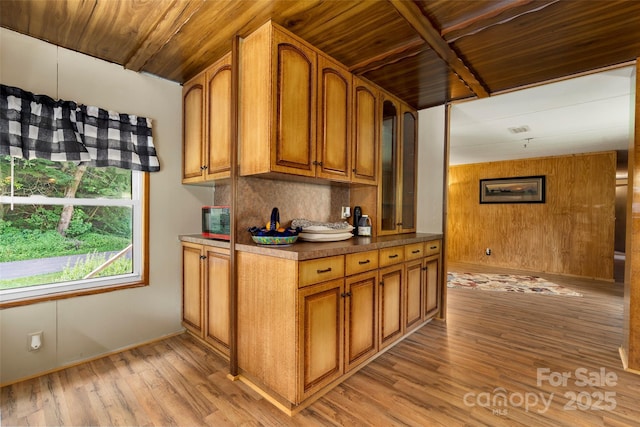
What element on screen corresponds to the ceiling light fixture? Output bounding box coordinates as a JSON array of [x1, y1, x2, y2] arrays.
[[508, 125, 530, 134]]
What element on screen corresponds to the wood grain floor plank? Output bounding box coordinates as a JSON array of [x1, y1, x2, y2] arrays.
[[1, 261, 638, 426]]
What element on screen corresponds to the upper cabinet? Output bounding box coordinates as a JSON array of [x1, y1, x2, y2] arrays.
[[378, 93, 418, 235], [239, 21, 378, 185], [352, 77, 378, 185], [316, 54, 351, 182], [240, 22, 317, 178], [182, 53, 232, 183]]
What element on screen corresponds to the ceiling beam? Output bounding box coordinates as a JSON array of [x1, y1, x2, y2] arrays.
[[388, 0, 490, 98], [125, 0, 205, 72]]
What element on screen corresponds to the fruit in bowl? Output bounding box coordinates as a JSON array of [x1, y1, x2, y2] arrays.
[[248, 208, 301, 245]]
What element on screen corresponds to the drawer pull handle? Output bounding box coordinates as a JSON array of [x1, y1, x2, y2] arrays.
[[317, 267, 332, 274], [388, 254, 399, 259], [412, 249, 421, 254], [358, 259, 371, 265], [430, 246, 438, 250]]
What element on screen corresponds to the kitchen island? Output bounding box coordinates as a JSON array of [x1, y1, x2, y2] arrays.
[[232, 233, 443, 414]]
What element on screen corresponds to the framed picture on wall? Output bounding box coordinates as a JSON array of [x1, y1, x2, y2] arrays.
[[479, 175, 546, 204]]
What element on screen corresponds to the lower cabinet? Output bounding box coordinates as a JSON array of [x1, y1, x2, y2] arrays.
[[298, 278, 344, 400], [236, 239, 441, 410], [182, 242, 230, 356]]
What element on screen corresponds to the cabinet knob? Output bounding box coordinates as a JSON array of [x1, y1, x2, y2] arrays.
[[313, 160, 323, 166], [200, 165, 208, 170], [200, 255, 207, 260], [379, 281, 384, 287], [341, 292, 352, 298], [396, 222, 403, 226], [422, 266, 428, 271]]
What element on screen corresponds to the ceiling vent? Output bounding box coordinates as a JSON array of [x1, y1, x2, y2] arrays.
[[508, 125, 530, 134]]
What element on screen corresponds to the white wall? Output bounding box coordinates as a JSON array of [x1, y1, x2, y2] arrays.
[[417, 105, 446, 233], [0, 29, 212, 384]]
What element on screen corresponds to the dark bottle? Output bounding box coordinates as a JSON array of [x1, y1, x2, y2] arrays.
[[353, 206, 362, 237]]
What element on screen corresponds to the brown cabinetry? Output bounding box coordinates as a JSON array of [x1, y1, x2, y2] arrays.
[[182, 53, 232, 183], [317, 54, 351, 181], [351, 76, 378, 184], [240, 22, 317, 177], [181, 242, 230, 356], [379, 93, 418, 235], [236, 238, 441, 410], [423, 240, 441, 318], [298, 278, 344, 400]]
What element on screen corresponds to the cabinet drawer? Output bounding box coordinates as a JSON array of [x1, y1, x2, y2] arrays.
[[404, 243, 425, 261], [379, 246, 405, 267], [345, 250, 379, 276], [425, 240, 441, 256], [299, 255, 345, 288]]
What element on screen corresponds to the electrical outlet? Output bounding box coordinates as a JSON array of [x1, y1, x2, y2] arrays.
[[341, 206, 351, 219], [28, 331, 43, 351]]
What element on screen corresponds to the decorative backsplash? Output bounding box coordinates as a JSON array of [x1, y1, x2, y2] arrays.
[[214, 176, 350, 232]]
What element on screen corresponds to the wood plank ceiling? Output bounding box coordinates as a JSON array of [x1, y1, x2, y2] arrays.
[[1, 0, 639, 110]]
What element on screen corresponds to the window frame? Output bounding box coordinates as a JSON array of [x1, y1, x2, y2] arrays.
[[0, 170, 149, 308]]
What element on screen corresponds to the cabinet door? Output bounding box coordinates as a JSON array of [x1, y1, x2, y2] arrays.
[[345, 271, 378, 372], [400, 106, 418, 232], [182, 243, 204, 335], [352, 77, 378, 184], [272, 29, 317, 177], [204, 247, 230, 354], [379, 97, 399, 235], [298, 279, 344, 400], [378, 265, 404, 349], [405, 259, 424, 332], [424, 256, 440, 318], [317, 54, 351, 181], [205, 54, 232, 180], [182, 75, 205, 183]]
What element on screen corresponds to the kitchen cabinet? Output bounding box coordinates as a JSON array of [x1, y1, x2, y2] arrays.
[[404, 242, 426, 332], [316, 54, 351, 181], [344, 250, 379, 372], [235, 235, 442, 411], [378, 93, 418, 235], [182, 53, 232, 183], [240, 21, 317, 178], [423, 240, 442, 318], [378, 246, 405, 349], [181, 242, 230, 356], [351, 76, 378, 184], [298, 278, 344, 400]]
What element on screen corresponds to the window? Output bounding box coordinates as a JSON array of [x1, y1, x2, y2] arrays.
[[0, 156, 148, 306]]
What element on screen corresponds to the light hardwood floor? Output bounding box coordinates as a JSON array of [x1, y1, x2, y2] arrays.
[[2, 262, 638, 426]]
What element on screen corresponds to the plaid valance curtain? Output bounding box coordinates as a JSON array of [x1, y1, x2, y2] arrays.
[[0, 84, 159, 172]]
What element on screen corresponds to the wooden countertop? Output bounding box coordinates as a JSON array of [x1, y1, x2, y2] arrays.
[[180, 233, 442, 261]]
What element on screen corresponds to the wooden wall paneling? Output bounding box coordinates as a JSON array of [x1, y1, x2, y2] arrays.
[[624, 60, 640, 371], [447, 152, 616, 280]]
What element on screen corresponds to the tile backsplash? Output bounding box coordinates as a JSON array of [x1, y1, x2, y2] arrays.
[[214, 176, 350, 232]]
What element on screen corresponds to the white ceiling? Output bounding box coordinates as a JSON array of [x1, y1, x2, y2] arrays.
[[449, 65, 634, 165]]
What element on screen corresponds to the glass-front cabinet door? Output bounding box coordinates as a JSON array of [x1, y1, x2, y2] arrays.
[[400, 108, 417, 232], [378, 94, 418, 235], [380, 99, 398, 233]]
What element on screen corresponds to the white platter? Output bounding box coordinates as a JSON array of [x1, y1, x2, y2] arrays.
[[298, 232, 353, 242], [301, 225, 354, 234]]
